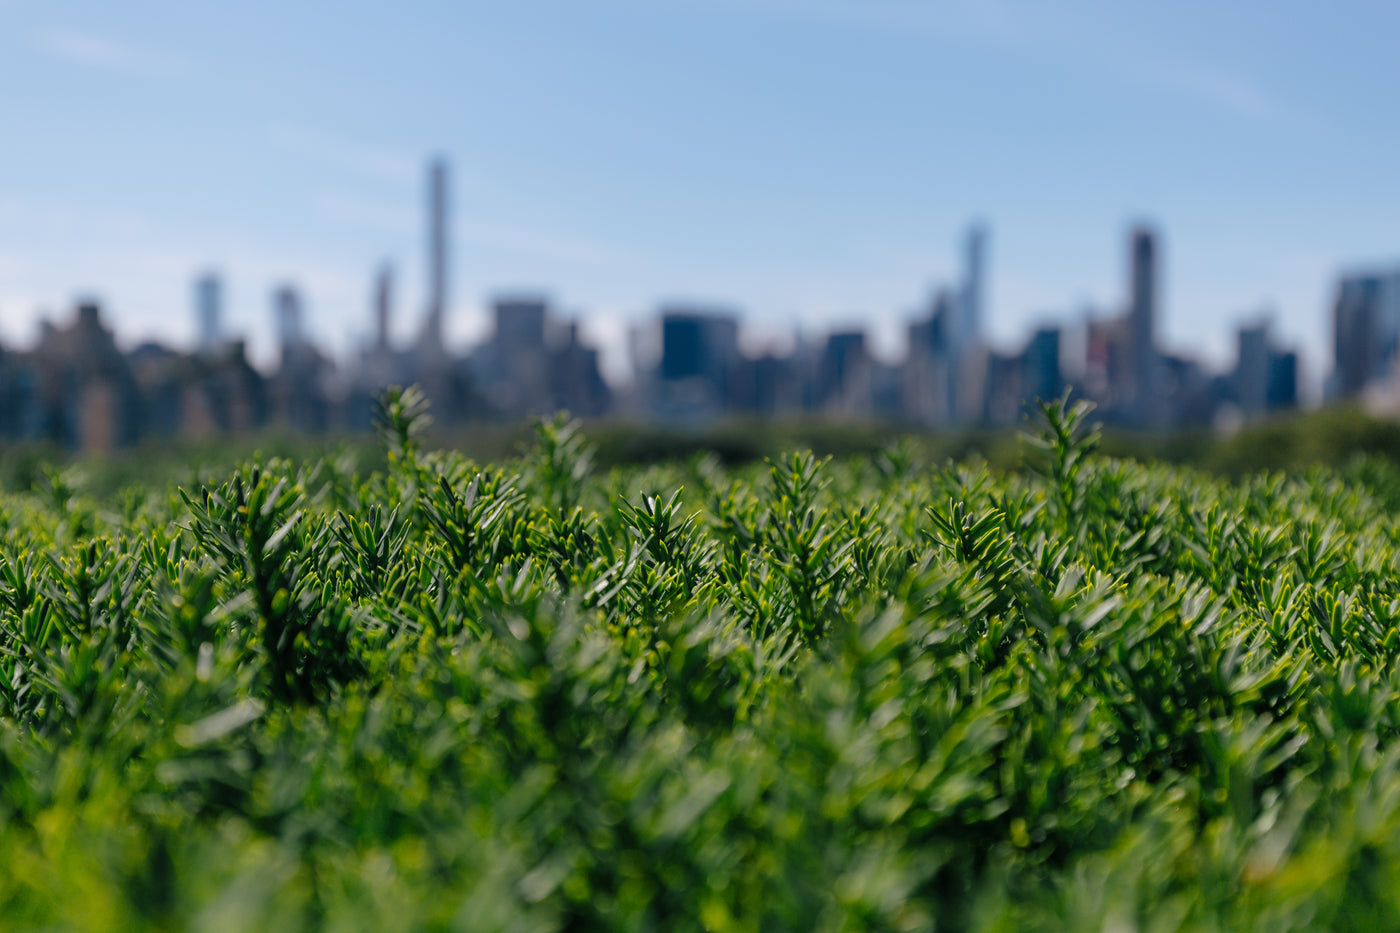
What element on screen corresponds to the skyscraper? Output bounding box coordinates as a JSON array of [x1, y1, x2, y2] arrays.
[[957, 223, 987, 356], [493, 295, 548, 353], [1128, 224, 1158, 416], [373, 262, 393, 352], [194, 272, 222, 353], [653, 306, 741, 418], [1329, 270, 1400, 399], [949, 222, 988, 424], [1235, 319, 1270, 419], [273, 283, 304, 365], [422, 157, 450, 348]]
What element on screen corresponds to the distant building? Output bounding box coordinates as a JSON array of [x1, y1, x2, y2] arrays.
[[1269, 351, 1298, 413], [476, 294, 552, 417], [421, 157, 450, 352], [1329, 270, 1400, 400], [818, 329, 873, 417], [21, 302, 141, 451], [548, 320, 612, 418], [1127, 224, 1160, 422], [1235, 319, 1272, 419], [650, 307, 741, 420], [268, 284, 331, 432], [950, 224, 989, 423], [373, 262, 393, 353], [195, 272, 223, 354], [902, 290, 954, 425], [956, 223, 986, 357], [1022, 326, 1064, 406]]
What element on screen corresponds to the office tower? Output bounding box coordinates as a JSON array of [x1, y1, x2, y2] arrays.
[[423, 157, 450, 347], [1023, 326, 1064, 404], [661, 313, 707, 381], [493, 295, 548, 353], [659, 309, 738, 383], [1128, 225, 1158, 414], [1330, 271, 1400, 399], [815, 329, 877, 418], [903, 290, 954, 425], [1236, 316, 1299, 419], [944, 222, 988, 424], [1235, 319, 1271, 419], [1268, 351, 1298, 411], [478, 294, 551, 417], [374, 263, 393, 352], [655, 307, 741, 417], [194, 272, 222, 353], [957, 223, 986, 356], [273, 284, 304, 364]]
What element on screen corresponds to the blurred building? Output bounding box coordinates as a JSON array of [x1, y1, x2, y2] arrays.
[[1328, 270, 1400, 400], [268, 284, 332, 433], [194, 271, 223, 354], [469, 294, 612, 419], [1022, 326, 1064, 407], [1127, 225, 1160, 423], [6, 302, 141, 451], [818, 329, 874, 418], [647, 307, 742, 421], [902, 290, 954, 425]]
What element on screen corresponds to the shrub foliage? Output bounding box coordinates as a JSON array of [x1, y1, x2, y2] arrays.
[[4, 390, 1400, 930]]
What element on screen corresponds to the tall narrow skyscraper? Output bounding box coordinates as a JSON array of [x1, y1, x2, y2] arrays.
[[957, 222, 987, 354], [1128, 224, 1158, 414], [194, 271, 222, 353], [273, 283, 304, 366], [947, 222, 988, 424], [374, 262, 394, 352], [423, 157, 450, 348]]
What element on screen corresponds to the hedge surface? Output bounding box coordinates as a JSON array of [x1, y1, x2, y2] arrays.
[[3, 390, 1400, 931]]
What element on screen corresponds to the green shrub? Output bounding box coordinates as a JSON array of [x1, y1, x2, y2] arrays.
[[5, 391, 1400, 930]]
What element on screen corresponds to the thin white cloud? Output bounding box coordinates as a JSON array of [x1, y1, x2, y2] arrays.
[[648, 0, 1023, 39], [458, 218, 639, 267], [269, 125, 422, 186], [36, 30, 186, 78], [1114, 55, 1291, 122], [314, 193, 417, 236], [311, 190, 639, 267], [649, 0, 1298, 124]]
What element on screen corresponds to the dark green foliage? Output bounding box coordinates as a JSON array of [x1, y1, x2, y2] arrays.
[[10, 389, 1400, 929]]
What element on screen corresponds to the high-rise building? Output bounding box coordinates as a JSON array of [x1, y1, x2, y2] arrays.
[[903, 289, 954, 424], [194, 272, 222, 353], [1268, 351, 1298, 412], [1023, 326, 1063, 405], [273, 284, 304, 365], [653, 307, 741, 418], [423, 157, 450, 348], [493, 295, 548, 353], [373, 263, 393, 352], [1235, 319, 1271, 419], [1233, 315, 1299, 420], [1128, 225, 1159, 416], [956, 223, 986, 357], [1329, 270, 1400, 399]]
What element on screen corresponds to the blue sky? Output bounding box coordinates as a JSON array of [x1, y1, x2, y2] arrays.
[[3, 1, 1398, 391]]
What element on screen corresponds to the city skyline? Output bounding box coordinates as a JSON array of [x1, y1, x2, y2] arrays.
[[0, 155, 1344, 452], [0, 155, 1313, 449], [0, 154, 1355, 417], [6, 2, 1400, 391]]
